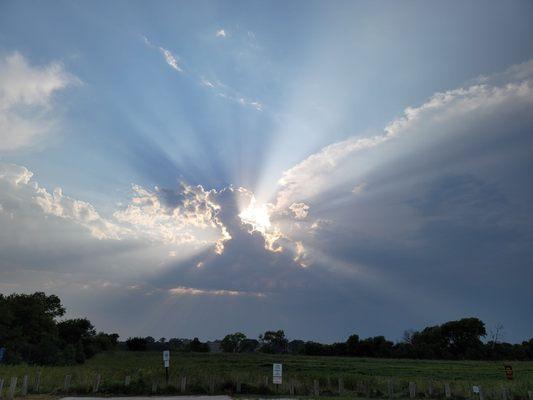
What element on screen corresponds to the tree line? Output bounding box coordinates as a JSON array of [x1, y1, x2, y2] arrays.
[[0, 292, 118, 364], [222, 320, 533, 360], [1, 292, 532, 365], [127, 319, 533, 361]]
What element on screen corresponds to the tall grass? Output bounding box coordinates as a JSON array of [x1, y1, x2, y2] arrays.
[[0, 351, 532, 398]]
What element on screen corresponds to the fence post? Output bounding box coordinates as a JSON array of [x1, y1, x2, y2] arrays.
[[21, 375, 28, 396], [428, 381, 433, 398], [527, 390, 533, 400], [209, 376, 215, 394], [64, 375, 71, 392], [290, 379, 295, 396], [478, 386, 484, 400], [124, 375, 131, 387], [7, 377, 17, 400], [313, 379, 320, 397], [151, 381, 158, 394], [409, 382, 416, 399], [180, 376, 187, 393], [338, 378, 344, 395], [501, 387, 508, 400], [93, 374, 101, 393], [388, 380, 394, 400], [0, 378, 4, 399], [444, 383, 451, 399], [34, 371, 41, 393]]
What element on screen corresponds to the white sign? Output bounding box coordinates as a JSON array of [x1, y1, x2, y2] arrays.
[[472, 386, 480, 394], [163, 350, 170, 367], [273, 363, 282, 385]]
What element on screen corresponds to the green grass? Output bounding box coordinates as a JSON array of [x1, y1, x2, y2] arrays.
[[1, 351, 532, 398]]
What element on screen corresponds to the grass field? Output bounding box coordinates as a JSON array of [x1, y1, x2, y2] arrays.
[[1, 351, 532, 398]]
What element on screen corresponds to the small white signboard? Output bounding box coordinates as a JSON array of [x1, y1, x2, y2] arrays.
[[273, 363, 282, 385], [163, 350, 170, 368], [472, 386, 480, 394]]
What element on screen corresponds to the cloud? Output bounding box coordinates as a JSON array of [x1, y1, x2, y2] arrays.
[[352, 182, 367, 194], [273, 61, 533, 209], [169, 286, 265, 298], [158, 47, 182, 72], [215, 29, 227, 38], [0, 52, 78, 150], [141, 35, 183, 72], [200, 77, 264, 111], [2, 59, 533, 341], [289, 202, 310, 219], [200, 77, 216, 88], [0, 162, 230, 252]]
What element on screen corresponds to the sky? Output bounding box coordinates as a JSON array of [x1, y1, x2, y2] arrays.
[[1, 0, 532, 343]]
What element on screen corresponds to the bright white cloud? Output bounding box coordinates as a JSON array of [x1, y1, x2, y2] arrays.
[[0, 52, 78, 150], [215, 29, 227, 38], [289, 202, 310, 219], [0, 162, 231, 253], [158, 47, 182, 72], [169, 286, 265, 298]]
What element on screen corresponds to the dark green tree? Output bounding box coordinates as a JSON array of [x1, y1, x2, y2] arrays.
[[221, 332, 247, 353], [259, 330, 288, 353]]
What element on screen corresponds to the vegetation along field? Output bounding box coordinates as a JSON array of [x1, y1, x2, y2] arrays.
[[1, 351, 532, 398]]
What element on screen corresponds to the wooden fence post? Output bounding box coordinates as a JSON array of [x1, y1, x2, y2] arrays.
[[338, 378, 344, 395], [64, 374, 71, 392], [34, 371, 41, 393], [0, 378, 4, 399], [21, 375, 28, 396], [479, 386, 484, 400], [388, 380, 394, 400], [264, 376, 269, 387], [409, 382, 416, 399], [93, 374, 101, 393], [124, 375, 131, 387], [209, 376, 215, 394], [428, 381, 433, 398], [444, 383, 452, 399], [290, 379, 295, 396], [7, 377, 17, 400], [180, 376, 187, 393], [527, 390, 533, 400], [501, 387, 508, 400], [151, 381, 158, 394], [313, 379, 320, 397]]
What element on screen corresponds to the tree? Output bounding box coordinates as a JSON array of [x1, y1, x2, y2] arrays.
[[57, 318, 97, 362], [239, 339, 259, 353], [346, 334, 360, 356], [0, 292, 65, 364], [189, 337, 209, 352], [259, 330, 288, 354], [221, 332, 247, 353], [441, 318, 486, 359], [126, 337, 148, 351]]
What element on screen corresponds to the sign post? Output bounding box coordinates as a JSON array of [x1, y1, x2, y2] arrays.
[[163, 350, 170, 384], [273, 363, 282, 385], [504, 365, 513, 380]]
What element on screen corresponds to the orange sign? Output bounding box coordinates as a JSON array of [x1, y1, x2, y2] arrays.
[[504, 365, 513, 380]]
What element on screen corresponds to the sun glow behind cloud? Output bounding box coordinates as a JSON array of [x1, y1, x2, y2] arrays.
[[238, 195, 272, 234]]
